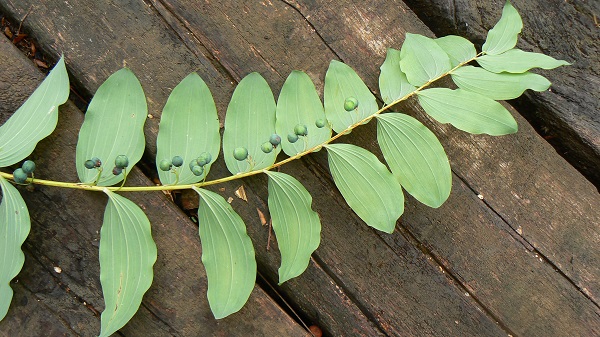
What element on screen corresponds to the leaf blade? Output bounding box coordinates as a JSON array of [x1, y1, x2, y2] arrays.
[[0, 57, 69, 167], [99, 191, 157, 337], [223, 73, 279, 174], [0, 176, 30, 321], [75, 68, 147, 186], [477, 49, 570, 73], [435, 35, 476, 67], [377, 114, 451, 208], [324, 60, 378, 133], [326, 144, 404, 233], [276, 71, 331, 156], [194, 187, 257, 319], [266, 171, 321, 284], [156, 73, 220, 185], [482, 1, 523, 55], [451, 65, 551, 100], [378, 48, 416, 105], [399, 33, 452, 86], [417, 88, 518, 136]]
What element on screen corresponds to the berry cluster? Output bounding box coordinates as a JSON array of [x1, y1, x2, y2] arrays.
[[12, 160, 36, 183]]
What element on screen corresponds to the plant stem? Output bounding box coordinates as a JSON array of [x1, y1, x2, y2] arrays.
[[0, 54, 480, 193]]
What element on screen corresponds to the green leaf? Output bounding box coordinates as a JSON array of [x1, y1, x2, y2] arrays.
[[76, 68, 147, 186], [99, 191, 157, 337], [0, 176, 30, 321], [482, 1, 523, 55], [417, 88, 518, 136], [193, 187, 257, 319], [399, 33, 451, 86], [477, 49, 571, 74], [451, 65, 551, 100], [223, 73, 279, 174], [378, 48, 416, 105], [326, 144, 404, 233], [0, 57, 69, 167], [376, 113, 451, 208], [324, 60, 378, 133], [156, 73, 220, 184], [435, 35, 476, 67], [276, 71, 331, 156], [266, 171, 321, 284]]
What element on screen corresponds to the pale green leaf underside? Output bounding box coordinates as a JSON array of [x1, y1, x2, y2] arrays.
[[0, 57, 69, 167], [477, 49, 570, 74], [276, 71, 331, 156], [451, 65, 551, 100], [156, 73, 220, 184], [0, 176, 30, 321], [435, 35, 476, 67], [223, 73, 279, 174], [326, 144, 404, 233], [400, 33, 451, 87], [377, 113, 451, 208], [379, 48, 416, 105], [194, 187, 257, 319], [418, 88, 517, 136], [99, 191, 157, 337], [266, 171, 321, 284], [76, 68, 147, 186], [482, 1, 523, 55], [324, 60, 378, 133]]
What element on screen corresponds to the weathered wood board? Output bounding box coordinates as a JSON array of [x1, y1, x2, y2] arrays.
[[0, 36, 307, 337], [1, 0, 599, 336], [403, 0, 600, 187]]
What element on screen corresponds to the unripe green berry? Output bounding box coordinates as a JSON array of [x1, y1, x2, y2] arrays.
[[287, 133, 299, 143], [172, 156, 184, 167], [112, 167, 123, 176], [21, 160, 36, 174], [13, 168, 27, 183], [344, 96, 359, 111], [84, 160, 96, 169], [159, 159, 172, 171], [115, 155, 129, 169], [294, 124, 308, 136], [191, 165, 204, 176], [233, 147, 249, 161], [315, 118, 327, 128], [189, 159, 199, 171], [197, 152, 212, 166], [261, 142, 273, 153], [91, 157, 102, 168], [269, 134, 281, 146]]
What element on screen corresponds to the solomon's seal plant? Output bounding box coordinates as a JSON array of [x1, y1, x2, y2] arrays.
[[0, 2, 569, 335]]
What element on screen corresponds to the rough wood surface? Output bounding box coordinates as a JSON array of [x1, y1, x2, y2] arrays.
[[402, 0, 600, 187], [1, 0, 599, 336], [0, 36, 306, 337]]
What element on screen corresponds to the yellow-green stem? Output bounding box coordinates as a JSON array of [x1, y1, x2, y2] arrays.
[[0, 53, 480, 193]]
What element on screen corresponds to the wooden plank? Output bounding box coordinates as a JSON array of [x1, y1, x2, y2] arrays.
[[0, 1, 507, 336], [402, 0, 600, 187], [0, 35, 306, 336]]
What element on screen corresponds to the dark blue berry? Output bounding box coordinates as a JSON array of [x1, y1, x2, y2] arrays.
[[112, 167, 123, 176], [91, 157, 102, 168], [13, 168, 27, 183], [172, 156, 184, 167], [84, 160, 96, 169], [21, 160, 35, 174], [269, 134, 281, 146], [115, 155, 129, 169]]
